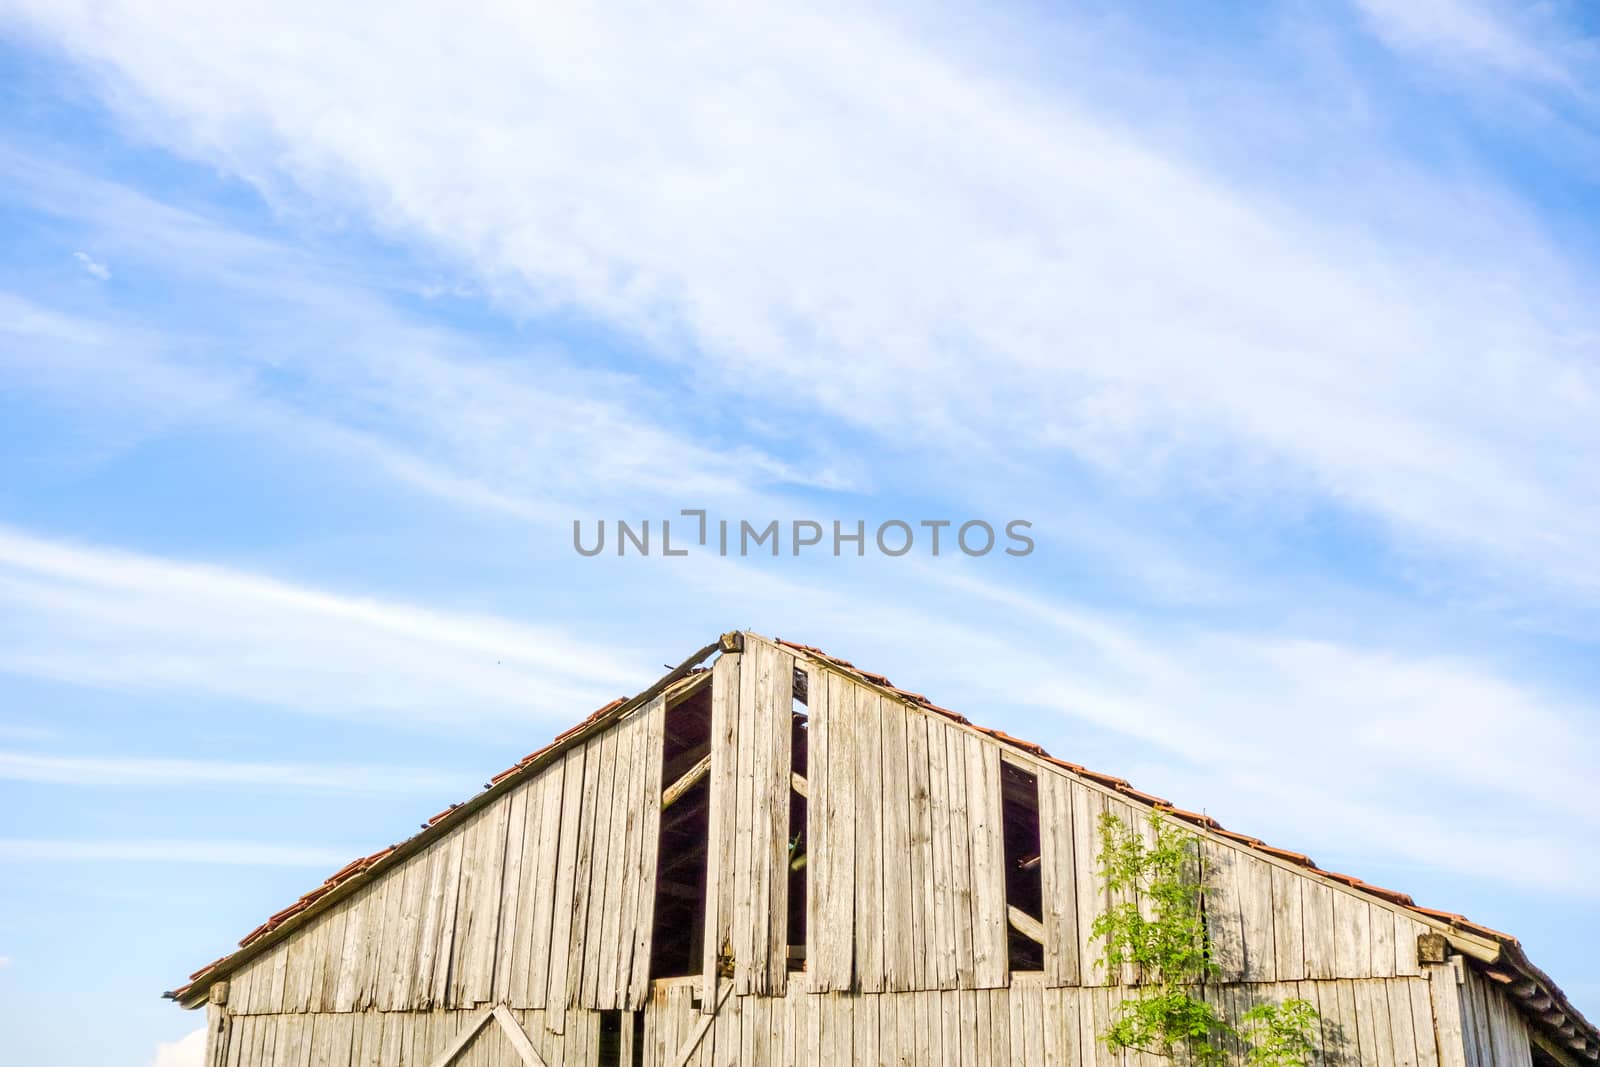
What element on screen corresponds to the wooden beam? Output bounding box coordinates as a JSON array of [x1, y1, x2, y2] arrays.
[[428, 1005, 494, 1067], [1532, 1029, 1588, 1067], [1008, 905, 1045, 946], [662, 753, 712, 810], [493, 1005, 551, 1067], [672, 980, 733, 1067]]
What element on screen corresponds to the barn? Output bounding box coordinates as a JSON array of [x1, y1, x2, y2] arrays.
[[167, 631, 1598, 1066]]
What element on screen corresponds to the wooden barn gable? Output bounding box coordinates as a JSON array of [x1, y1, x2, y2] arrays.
[[169, 632, 1598, 1067]]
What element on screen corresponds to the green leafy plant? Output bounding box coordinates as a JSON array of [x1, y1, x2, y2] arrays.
[[1092, 812, 1319, 1066], [1239, 999, 1319, 1067]]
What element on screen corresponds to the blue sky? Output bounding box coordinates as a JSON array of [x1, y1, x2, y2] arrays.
[[1, 1, 1598, 1063]]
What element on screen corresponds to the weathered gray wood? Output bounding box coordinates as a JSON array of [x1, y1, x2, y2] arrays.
[[502, 780, 541, 1008], [905, 711, 938, 991], [1070, 783, 1107, 987], [1270, 863, 1307, 982], [807, 667, 855, 993], [1408, 976, 1441, 1067], [427, 1005, 494, 1067], [1303, 880, 1338, 981], [1009, 904, 1046, 946], [1203, 840, 1246, 983], [578, 723, 620, 1007], [943, 721, 977, 989], [854, 685, 887, 993], [1333, 893, 1373, 979], [1037, 768, 1080, 987], [732, 645, 759, 996], [926, 714, 959, 991], [760, 642, 794, 996], [880, 697, 915, 991], [703, 652, 741, 1010], [543, 746, 587, 1028], [628, 695, 667, 1007], [1236, 851, 1277, 982], [491, 1005, 549, 1067], [967, 732, 1009, 989], [1371, 905, 1397, 979], [390, 847, 430, 1010], [594, 714, 635, 1007], [662, 753, 712, 811], [1395, 918, 1422, 978], [526, 766, 565, 1009]]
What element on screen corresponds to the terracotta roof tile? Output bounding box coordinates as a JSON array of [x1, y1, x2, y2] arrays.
[[1114, 784, 1172, 807]]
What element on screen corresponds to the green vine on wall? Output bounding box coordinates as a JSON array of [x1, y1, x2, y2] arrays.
[[1092, 812, 1320, 1066]]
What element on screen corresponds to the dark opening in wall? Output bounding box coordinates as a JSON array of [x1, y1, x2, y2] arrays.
[[649, 682, 713, 979], [1001, 760, 1045, 971], [597, 1010, 623, 1067], [788, 672, 809, 970]]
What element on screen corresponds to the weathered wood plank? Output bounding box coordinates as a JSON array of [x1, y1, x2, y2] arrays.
[[594, 715, 636, 1008], [732, 644, 760, 996], [1332, 893, 1372, 979], [1302, 880, 1337, 981], [944, 722, 977, 989], [1386, 979, 1419, 1067], [1071, 783, 1107, 987], [1037, 769, 1080, 987], [1236, 851, 1277, 983], [628, 695, 667, 1007], [855, 685, 888, 993], [702, 651, 740, 1010], [526, 766, 565, 1009], [1408, 976, 1441, 1067], [1202, 840, 1246, 983], [881, 698, 916, 991], [543, 745, 587, 1029], [761, 642, 794, 996], [906, 710, 939, 993], [579, 723, 621, 1007], [807, 667, 855, 993], [967, 734, 1009, 989], [926, 714, 959, 991], [390, 847, 430, 1011], [1270, 864, 1307, 982], [1371, 906, 1397, 979], [427, 1006, 494, 1067], [503, 780, 541, 1009], [1395, 918, 1422, 978]]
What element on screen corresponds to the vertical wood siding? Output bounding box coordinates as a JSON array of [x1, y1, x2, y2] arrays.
[[1455, 961, 1535, 1067], [223, 697, 665, 1019], [205, 635, 1517, 1067], [211, 974, 1452, 1067], [704, 640, 794, 1000]]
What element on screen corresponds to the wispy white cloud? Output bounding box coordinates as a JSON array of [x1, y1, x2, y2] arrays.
[[0, 838, 354, 866], [7, 2, 1599, 607], [71, 249, 109, 280], [0, 954, 12, 969], [0, 750, 464, 792], [1352, 0, 1573, 88], [0, 524, 646, 730], [149, 1028, 204, 1067], [0, 146, 841, 510]]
